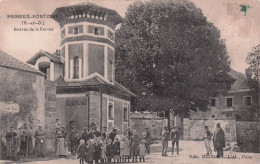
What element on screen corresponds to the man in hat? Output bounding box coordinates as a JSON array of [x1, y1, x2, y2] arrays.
[[88, 126, 101, 140], [126, 127, 132, 140], [171, 126, 180, 155], [109, 127, 117, 142], [69, 126, 77, 155], [213, 123, 225, 158], [144, 127, 151, 154], [101, 127, 108, 140], [203, 126, 212, 155], [81, 127, 88, 143], [161, 127, 170, 156]]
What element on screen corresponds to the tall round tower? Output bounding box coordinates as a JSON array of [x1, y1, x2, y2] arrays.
[[52, 2, 123, 83]]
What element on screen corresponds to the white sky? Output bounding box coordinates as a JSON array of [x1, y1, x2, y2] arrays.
[[0, 0, 260, 74]]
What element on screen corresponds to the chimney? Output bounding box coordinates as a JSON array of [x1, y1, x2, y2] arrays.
[[54, 49, 60, 56]]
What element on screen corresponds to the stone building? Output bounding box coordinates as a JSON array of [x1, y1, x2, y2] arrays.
[[26, 2, 135, 151], [183, 69, 260, 152], [0, 50, 45, 137]]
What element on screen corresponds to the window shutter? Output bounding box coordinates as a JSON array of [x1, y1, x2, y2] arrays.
[[88, 25, 94, 33]]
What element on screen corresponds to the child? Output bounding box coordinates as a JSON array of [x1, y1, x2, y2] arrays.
[[139, 140, 146, 162], [93, 138, 101, 163], [100, 141, 107, 163], [85, 140, 94, 164], [77, 139, 86, 164], [106, 139, 113, 163], [124, 136, 131, 162], [76, 130, 81, 153], [120, 137, 126, 162], [113, 138, 120, 162]]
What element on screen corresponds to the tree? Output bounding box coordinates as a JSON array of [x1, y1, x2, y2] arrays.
[[115, 0, 233, 126], [246, 44, 260, 118]]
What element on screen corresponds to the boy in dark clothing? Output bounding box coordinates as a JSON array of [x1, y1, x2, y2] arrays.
[[93, 139, 101, 163], [171, 126, 180, 155], [113, 138, 120, 162], [77, 139, 86, 164], [106, 139, 114, 163]]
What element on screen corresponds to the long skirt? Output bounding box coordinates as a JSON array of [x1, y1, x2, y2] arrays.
[[56, 138, 68, 156], [131, 142, 139, 156], [6, 140, 17, 158], [34, 138, 46, 156]]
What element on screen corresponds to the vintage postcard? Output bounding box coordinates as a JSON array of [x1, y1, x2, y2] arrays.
[[0, 0, 259, 164]]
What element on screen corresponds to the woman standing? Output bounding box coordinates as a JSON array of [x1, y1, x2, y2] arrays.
[[130, 130, 139, 162], [56, 126, 68, 157], [34, 126, 46, 157], [5, 127, 18, 160]]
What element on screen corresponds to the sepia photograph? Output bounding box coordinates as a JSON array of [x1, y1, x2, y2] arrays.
[[0, 0, 259, 163]]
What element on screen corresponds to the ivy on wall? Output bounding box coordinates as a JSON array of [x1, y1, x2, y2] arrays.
[[0, 67, 39, 132]]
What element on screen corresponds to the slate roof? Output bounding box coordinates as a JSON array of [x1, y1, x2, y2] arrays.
[[0, 50, 45, 76], [55, 75, 135, 97], [26, 49, 63, 65], [52, 2, 123, 26]]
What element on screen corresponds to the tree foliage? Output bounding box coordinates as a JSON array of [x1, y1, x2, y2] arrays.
[[115, 0, 233, 116], [246, 44, 260, 110]]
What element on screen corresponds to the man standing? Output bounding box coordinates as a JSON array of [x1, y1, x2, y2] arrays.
[[171, 126, 180, 155], [5, 127, 18, 160], [144, 127, 151, 154], [81, 127, 88, 143], [101, 127, 108, 140], [161, 127, 170, 156], [20, 124, 33, 157], [203, 126, 212, 155], [69, 126, 77, 155], [109, 127, 117, 142], [213, 123, 225, 158]]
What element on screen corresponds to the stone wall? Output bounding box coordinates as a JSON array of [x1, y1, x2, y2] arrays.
[[130, 113, 167, 140], [0, 66, 45, 133], [44, 80, 57, 153], [236, 121, 260, 152], [183, 118, 236, 142]]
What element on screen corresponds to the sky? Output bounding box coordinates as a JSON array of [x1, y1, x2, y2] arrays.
[[0, 0, 260, 74]]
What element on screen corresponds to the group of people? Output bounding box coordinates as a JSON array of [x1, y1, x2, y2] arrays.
[[1, 124, 46, 160], [161, 125, 180, 156], [203, 123, 226, 158], [54, 122, 151, 164]]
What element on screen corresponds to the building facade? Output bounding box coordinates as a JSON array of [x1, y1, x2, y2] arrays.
[[0, 50, 45, 138], [26, 3, 135, 152]]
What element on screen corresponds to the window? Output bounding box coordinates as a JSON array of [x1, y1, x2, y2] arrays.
[[108, 30, 114, 40], [73, 27, 78, 35], [212, 115, 215, 118], [123, 106, 128, 121], [226, 98, 233, 107], [109, 59, 113, 82], [211, 98, 219, 107], [39, 62, 50, 80], [94, 27, 100, 35], [73, 57, 79, 79], [108, 102, 114, 119], [244, 96, 252, 106]]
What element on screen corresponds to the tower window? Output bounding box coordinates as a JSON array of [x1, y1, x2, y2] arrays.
[[94, 27, 100, 35], [73, 57, 79, 79], [74, 27, 78, 35]]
